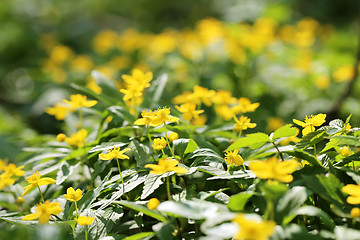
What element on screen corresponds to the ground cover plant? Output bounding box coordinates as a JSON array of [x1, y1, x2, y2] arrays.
[[1, 1, 360, 240]]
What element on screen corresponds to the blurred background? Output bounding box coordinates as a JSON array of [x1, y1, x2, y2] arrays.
[[0, 0, 359, 162]]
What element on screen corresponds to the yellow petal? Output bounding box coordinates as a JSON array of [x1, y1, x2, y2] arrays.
[[293, 119, 305, 127], [172, 166, 188, 174], [83, 100, 98, 108], [312, 114, 326, 126], [38, 213, 51, 224], [347, 196, 360, 205], [99, 152, 116, 160], [37, 177, 57, 186], [342, 184, 360, 196], [22, 212, 41, 221]]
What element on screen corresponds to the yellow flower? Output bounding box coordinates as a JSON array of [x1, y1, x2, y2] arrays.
[[63, 94, 97, 109], [46, 103, 72, 120], [22, 200, 63, 225], [192, 86, 216, 107], [22, 171, 56, 197], [64, 187, 83, 202], [149, 107, 179, 127], [224, 149, 244, 166], [75, 216, 95, 226], [99, 147, 131, 161], [232, 98, 260, 115], [212, 90, 237, 106], [333, 65, 354, 82], [17, 196, 24, 204], [351, 208, 360, 218], [234, 116, 256, 132], [175, 103, 204, 121], [4, 164, 25, 177], [249, 157, 299, 183], [147, 198, 160, 210], [64, 129, 88, 148], [0, 173, 16, 190], [152, 138, 167, 150], [191, 115, 207, 126], [280, 129, 300, 146], [293, 113, 326, 136], [121, 68, 153, 89], [233, 214, 275, 240], [134, 110, 157, 126], [145, 158, 188, 175], [342, 184, 360, 204], [168, 132, 179, 142]]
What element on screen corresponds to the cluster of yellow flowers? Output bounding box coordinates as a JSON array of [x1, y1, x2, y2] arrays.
[[0, 159, 24, 190]]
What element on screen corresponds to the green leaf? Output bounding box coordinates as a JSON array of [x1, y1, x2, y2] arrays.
[[302, 173, 349, 213], [331, 135, 360, 147], [91, 70, 125, 105], [276, 186, 309, 224], [108, 106, 136, 124], [287, 149, 323, 167], [115, 200, 167, 222], [89, 142, 128, 153], [296, 130, 327, 149], [123, 232, 155, 240], [144, 73, 168, 108], [184, 139, 198, 154], [188, 149, 224, 166], [271, 224, 323, 240], [293, 206, 335, 230], [56, 161, 80, 184], [260, 182, 288, 200], [226, 133, 271, 151], [335, 151, 360, 166], [131, 139, 151, 167], [227, 192, 253, 211], [272, 124, 297, 140], [141, 172, 172, 199], [173, 138, 191, 159]]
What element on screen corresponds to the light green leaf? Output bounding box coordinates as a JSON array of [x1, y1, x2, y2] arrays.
[[56, 161, 80, 184], [184, 139, 198, 154], [123, 232, 155, 240], [335, 226, 360, 240], [287, 149, 323, 167], [226, 133, 271, 151], [89, 142, 128, 153], [141, 172, 172, 199], [272, 124, 297, 140], [227, 192, 253, 211]]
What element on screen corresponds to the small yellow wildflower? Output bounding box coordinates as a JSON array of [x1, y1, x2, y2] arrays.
[[293, 113, 326, 136], [46, 103, 72, 120], [149, 107, 179, 127], [64, 187, 83, 202], [191, 115, 207, 126], [63, 94, 97, 109], [232, 98, 260, 115], [75, 216, 95, 226], [280, 129, 300, 146], [351, 208, 360, 218], [342, 184, 360, 204], [64, 129, 88, 148], [224, 149, 244, 166], [0, 173, 16, 190], [22, 200, 63, 225], [99, 147, 131, 161], [4, 164, 25, 177], [134, 110, 157, 126], [22, 171, 56, 197], [168, 132, 179, 142], [233, 214, 275, 240], [145, 158, 188, 175], [147, 198, 160, 210], [175, 103, 204, 121], [233, 116, 256, 132], [192, 86, 216, 107], [152, 138, 167, 150], [249, 157, 299, 183], [121, 68, 153, 89]]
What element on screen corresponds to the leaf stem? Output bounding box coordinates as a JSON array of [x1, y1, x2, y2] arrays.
[[116, 158, 125, 195], [85, 225, 88, 240], [272, 142, 284, 161], [164, 123, 176, 159], [166, 176, 171, 201]]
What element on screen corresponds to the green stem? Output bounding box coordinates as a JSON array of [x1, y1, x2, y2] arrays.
[[74, 201, 78, 218], [314, 144, 317, 157], [116, 158, 125, 194], [164, 123, 176, 158], [166, 176, 171, 200], [36, 184, 45, 203], [85, 225, 88, 240], [237, 129, 242, 138], [264, 200, 274, 221]]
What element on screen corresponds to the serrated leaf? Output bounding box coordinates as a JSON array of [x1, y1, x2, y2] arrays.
[[116, 200, 167, 222], [287, 149, 323, 167], [141, 172, 172, 199], [272, 124, 297, 140], [188, 148, 224, 166], [296, 130, 327, 149], [226, 133, 271, 151], [334, 151, 360, 166], [108, 106, 136, 123], [131, 139, 151, 167], [173, 138, 190, 159], [56, 161, 80, 184], [184, 139, 198, 154], [89, 142, 128, 153]]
